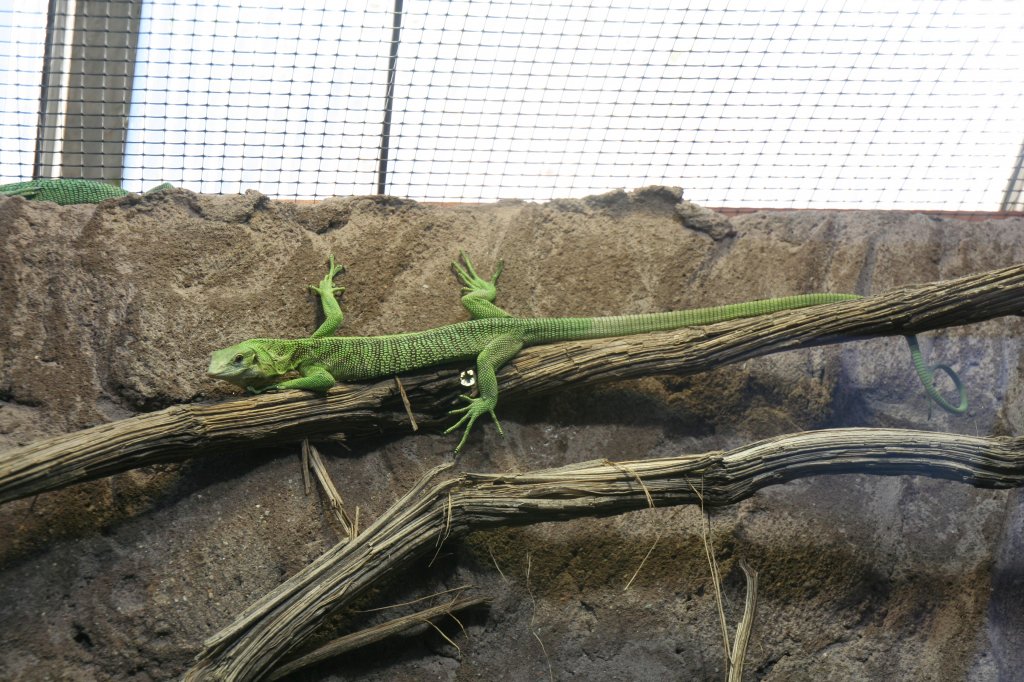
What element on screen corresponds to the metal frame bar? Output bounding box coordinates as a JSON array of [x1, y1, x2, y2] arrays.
[[376, 0, 405, 196], [34, 0, 143, 182], [1000, 140, 1024, 211]]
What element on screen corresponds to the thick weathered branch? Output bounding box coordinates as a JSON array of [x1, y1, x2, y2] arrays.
[[2, 262, 1023, 504], [182, 428, 1024, 680]]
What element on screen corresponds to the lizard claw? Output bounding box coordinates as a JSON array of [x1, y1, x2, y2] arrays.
[[325, 255, 345, 279], [444, 394, 503, 452], [309, 255, 345, 295], [309, 283, 345, 297], [453, 252, 500, 300]]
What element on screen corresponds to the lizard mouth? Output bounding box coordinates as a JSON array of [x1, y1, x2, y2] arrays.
[[207, 345, 288, 390], [207, 349, 251, 386]]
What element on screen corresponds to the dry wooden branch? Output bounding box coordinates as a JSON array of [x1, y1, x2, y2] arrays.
[[2, 261, 1023, 505], [265, 595, 488, 681], [183, 428, 1024, 680], [727, 560, 758, 682], [303, 440, 358, 539]]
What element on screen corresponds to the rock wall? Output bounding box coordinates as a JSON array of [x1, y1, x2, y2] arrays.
[[0, 187, 1021, 680]]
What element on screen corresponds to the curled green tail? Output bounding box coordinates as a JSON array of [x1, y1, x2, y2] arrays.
[[905, 335, 968, 413]]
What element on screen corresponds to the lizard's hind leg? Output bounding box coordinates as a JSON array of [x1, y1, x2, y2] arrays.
[[445, 333, 523, 452], [452, 252, 511, 319]]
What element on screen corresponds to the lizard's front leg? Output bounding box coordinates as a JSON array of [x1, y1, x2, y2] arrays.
[[249, 366, 336, 394], [310, 255, 346, 338], [445, 333, 524, 452]]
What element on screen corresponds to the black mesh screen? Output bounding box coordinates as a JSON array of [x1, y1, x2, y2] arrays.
[[3, 1, 1023, 210]]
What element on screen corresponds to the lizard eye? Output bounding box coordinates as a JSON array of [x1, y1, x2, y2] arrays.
[[233, 354, 244, 364]]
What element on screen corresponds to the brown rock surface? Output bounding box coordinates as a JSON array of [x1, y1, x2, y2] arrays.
[[0, 186, 1022, 680]]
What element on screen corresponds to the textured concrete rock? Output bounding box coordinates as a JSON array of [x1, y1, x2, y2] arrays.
[[0, 187, 1021, 680]]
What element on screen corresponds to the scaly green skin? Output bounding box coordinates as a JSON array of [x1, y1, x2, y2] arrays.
[[208, 254, 967, 452], [0, 178, 173, 205]]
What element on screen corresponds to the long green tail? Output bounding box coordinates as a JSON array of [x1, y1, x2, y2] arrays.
[[905, 334, 967, 413], [531, 293, 861, 340], [528, 293, 967, 414]]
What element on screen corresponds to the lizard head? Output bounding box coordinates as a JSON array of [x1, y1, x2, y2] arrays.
[[207, 340, 286, 389]]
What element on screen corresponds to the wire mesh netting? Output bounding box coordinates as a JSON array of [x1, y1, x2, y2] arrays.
[[2, 0, 1023, 210]]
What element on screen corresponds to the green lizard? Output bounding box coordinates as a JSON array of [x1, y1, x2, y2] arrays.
[[207, 254, 967, 452], [0, 178, 173, 205]]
